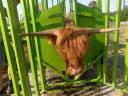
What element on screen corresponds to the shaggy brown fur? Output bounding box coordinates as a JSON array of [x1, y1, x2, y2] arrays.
[[20, 17, 123, 76], [54, 28, 90, 76]]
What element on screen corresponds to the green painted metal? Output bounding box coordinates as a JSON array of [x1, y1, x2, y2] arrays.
[[96, 0, 102, 11], [97, 59, 102, 84], [42, 52, 103, 82], [73, 1, 105, 69], [42, 0, 48, 10], [69, 0, 74, 20], [37, 1, 67, 92], [28, 0, 40, 95], [90, 53, 104, 66], [69, 0, 73, 12], [46, 78, 100, 95], [42, 60, 69, 81], [37, 1, 66, 72], [29, 0, 46, 93], [103, 0, 109, 83], [25, 0, 30, 12], [37, 1, 71, 90], [24, 0, 36, 54], [0, 1, 20, 96], [6, 0, 32, 95], [96, 0, 103, 85], [1, 0, 128, 95], [112, 0, 122, 87], [125, 39, 128, 89], [37, 2, 65, 30], [74, 0, 78, 25], [124, 3, 128, 91], [20, 0, 41, 95], [48, 78, 99, 87], [33, 0, 38, 14]]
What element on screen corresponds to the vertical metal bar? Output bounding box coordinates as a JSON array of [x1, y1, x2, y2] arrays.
[[42, 0, 48, 10], [52, 0, 54, 6], [6, 0, 32, 95], [0, 1, 20, 96], [126, 39, 128, 90], [33, 0, 39, 13], [28, 0, 40, 96], [29, 0, 46, 93], [103, 0, 110, 83], [74, 0, 78, 25], [96, 0, 102, 11], [25, 0, 30, 10], [20, 0, 41, 95], [112, 0, 122, 87], [25, 0, 36, 57], [26, 0, 40, 95], [70, 0, 73, 12], [69, 0, 74, 20], [124, 39, 128, 90], [63, 0, 66, 16], [97, 59, 102, 84]]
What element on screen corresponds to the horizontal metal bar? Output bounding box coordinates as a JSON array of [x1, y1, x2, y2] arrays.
[[48, 78, 99, 87]]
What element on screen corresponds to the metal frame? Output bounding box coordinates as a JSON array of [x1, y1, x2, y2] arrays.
[[0, 0, 128, 95]]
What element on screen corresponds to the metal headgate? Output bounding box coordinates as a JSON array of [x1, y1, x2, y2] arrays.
[[0, 0, 128, 96]]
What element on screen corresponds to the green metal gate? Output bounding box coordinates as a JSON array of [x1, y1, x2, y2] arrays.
[[0, 0, 128, 96]]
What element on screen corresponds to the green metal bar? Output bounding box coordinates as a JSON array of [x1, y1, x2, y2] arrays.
[[29, 0, 43, 95], [69, 0, 74, 19], [74, 0, 78, 25], [91, 53, 104, 66], [46, 79, 99, 94], [25, 0, 30, 11], [70, 0, 73, 12], [29, 0, 46, 93], [33, 0, 39, 14], [0, 1, 20, 96], [42, 0, 48, 10], [20, 0, 41, 95], [24, 0, 36, 58], [43, 61, 68, 81], [6, 0, 32, 95], [27, 0, 40, 95], [103, 0, 110, 83], [48, 78, 99, 87], [96, 0, 102, 11], [124, 39, 128, 90], [63, 0, 66, 16], [23, 0, 33, 32], [112, 0, 122, 87], [97, 59, 102, 84]]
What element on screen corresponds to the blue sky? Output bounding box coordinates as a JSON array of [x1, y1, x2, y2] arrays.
[[2, 0, 128, 16]]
